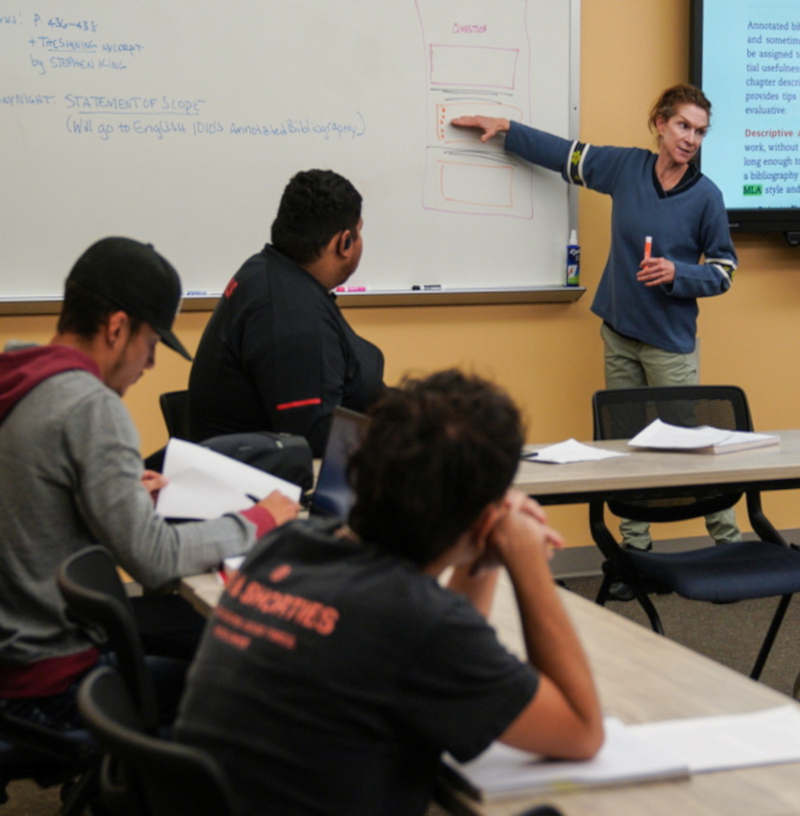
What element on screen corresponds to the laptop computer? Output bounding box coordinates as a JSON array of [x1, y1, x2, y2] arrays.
[[309, 406, 370, 519]]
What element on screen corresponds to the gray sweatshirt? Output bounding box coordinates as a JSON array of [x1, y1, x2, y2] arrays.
[[0, 360, 257, 666]]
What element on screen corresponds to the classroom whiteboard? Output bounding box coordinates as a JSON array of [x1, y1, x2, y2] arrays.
[[0, 0, 578, 303]]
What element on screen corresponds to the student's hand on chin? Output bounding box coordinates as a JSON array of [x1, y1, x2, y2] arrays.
[[503, 489, 548, 524], [467, 543, 504, 576], [465, 507, 506, 575]]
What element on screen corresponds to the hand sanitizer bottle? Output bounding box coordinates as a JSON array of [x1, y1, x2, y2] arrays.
[[566, 229, 580, 286]]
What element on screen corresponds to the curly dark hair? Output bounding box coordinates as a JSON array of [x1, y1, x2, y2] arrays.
[[347, 369, 524, 567], [271, 169, 362, 265]]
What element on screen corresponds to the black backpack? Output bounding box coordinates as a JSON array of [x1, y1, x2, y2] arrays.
[[200, 431, 314, 493]]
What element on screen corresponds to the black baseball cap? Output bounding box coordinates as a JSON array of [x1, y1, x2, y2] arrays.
[[68, 237, 192, 361]]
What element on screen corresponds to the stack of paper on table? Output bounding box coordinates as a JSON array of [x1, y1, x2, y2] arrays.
[[452, 705, 800, 801], [632, 705, 800, 774], [450, 718, 689, 800], [155, 437, 302, 520], [628, 419, 779, 455]]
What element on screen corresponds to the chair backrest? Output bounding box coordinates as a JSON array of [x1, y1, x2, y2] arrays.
[[159, 390, 190, 440], [78, 667, 235, 816], [57, 547, 160, 732], [592, 385, 752, 522]]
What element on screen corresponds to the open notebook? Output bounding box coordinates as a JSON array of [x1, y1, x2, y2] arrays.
[[309, 406, 369, 519]]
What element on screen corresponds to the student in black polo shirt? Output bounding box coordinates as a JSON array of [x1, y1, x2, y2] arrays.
[[188, 169, 384, 456]]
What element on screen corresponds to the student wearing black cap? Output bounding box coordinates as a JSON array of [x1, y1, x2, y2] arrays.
[[0, 237, 299, 732]]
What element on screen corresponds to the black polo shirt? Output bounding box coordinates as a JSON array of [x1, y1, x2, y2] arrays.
[[188, 246, 384, 456]]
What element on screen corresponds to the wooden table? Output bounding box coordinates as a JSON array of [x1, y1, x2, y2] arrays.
[[179, 572, 800, 816], [181, 434, 800, 814], [513, 430, 800, 505], [179, 571, 225, 618], [471, 584, 800, 816]]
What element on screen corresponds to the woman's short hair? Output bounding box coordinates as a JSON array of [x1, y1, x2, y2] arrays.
[[648, 83, 712, 136], [347, 369, 524, 567]]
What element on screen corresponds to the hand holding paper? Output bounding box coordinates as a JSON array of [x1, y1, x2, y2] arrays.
[[259, 491, 302, 525], [155, 438, 303, 519]]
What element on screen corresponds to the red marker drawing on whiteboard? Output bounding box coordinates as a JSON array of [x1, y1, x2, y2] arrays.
[[644, 235, 653, 261]]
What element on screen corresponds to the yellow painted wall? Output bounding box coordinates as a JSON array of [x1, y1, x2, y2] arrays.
[[3, 0, 799, 548]]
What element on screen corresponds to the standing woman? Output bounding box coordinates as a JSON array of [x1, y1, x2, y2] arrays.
[[453, 84, 740, 552]]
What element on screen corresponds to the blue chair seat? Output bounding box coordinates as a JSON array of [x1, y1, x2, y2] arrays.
[[626, 541, 800, 603]]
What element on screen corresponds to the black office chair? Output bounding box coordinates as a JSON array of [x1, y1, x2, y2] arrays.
[[143, 390, 191, 471], [1, 555, 111, 811], [591, 385, 800, 680], [78, 666, 235, 816], [0, 708, 98, 812], [57, 546, 160, 733], [159, 390, 190, 440]]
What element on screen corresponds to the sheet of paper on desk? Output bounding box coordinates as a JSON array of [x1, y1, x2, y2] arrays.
[[628, 419, 779, 454], [632, 705, 800, 774], [450, 717, 689, 799], [155, 438, 302, 519], [525, 439, 628, 464]]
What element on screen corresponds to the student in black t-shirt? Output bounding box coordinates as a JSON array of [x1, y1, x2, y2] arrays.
[[176, 369, 603, 816]]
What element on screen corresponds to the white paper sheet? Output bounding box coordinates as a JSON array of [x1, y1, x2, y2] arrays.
[[155, 438, 302, 520], [523, 439, 628, 464], [628, 418, 778, 453], [632, 705, 800, 774], [452, 706, 800, 800], [452, 717, 689, 799]]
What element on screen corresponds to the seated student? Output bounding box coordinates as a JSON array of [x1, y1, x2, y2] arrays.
[[187, 169, 385, 457], [175, 369, 604, 816], [0, 237, 300, 731]]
